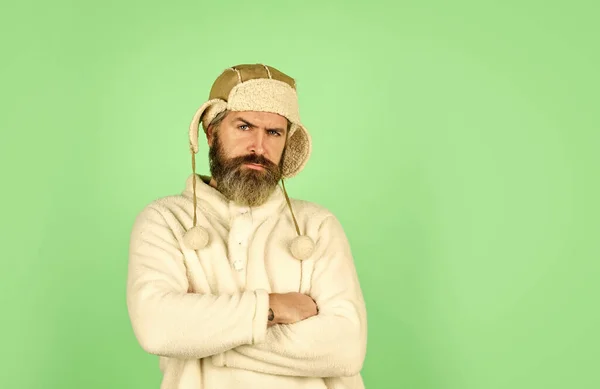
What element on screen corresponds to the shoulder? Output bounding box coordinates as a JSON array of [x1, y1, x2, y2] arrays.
[[128, 194, 197, 250], [288, 197, 334, 219], [287, 197, 346, 232], [286, 198, 354, 255], [130, 194, 191, 226]]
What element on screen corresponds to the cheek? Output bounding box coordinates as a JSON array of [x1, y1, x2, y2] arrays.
[[219, 133, 246, 157], [270, 139, 287, 163]]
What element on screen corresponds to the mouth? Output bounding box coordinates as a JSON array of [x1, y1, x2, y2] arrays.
[[243, 163, 266, 171]]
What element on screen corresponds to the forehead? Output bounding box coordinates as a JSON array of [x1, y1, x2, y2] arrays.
[[228, 111, 288, 127]]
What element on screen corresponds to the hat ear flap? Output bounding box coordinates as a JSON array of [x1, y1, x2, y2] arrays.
[[188, 99, 227, 153], [282, 123, 312, 178]]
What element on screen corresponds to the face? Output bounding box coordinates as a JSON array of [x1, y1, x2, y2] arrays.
[[207, 111, 289, 206]]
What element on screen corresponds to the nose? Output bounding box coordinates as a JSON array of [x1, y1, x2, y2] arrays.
[[248, 130, 265, 155]]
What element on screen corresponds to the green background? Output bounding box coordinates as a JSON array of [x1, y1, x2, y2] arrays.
[[2, 1, 598, 388]]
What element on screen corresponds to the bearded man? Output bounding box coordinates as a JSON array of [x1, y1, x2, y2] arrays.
[[126, 64, 368, 389]]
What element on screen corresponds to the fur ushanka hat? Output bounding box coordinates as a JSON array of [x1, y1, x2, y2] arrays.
[[183, 64, 315, 260]]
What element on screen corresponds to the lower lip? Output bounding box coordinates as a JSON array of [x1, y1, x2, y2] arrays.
[[244, 163, 265, 171]]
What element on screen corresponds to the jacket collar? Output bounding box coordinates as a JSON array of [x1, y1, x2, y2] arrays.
[[181, 173, 287, 225]]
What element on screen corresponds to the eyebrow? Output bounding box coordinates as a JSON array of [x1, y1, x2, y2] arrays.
[[234, 117, 287, 133]]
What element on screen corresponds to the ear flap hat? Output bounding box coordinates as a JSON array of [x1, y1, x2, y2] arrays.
[[184, 64, 315, 260]]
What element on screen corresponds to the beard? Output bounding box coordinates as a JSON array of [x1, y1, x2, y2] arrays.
[[208, 134, 284, 207]]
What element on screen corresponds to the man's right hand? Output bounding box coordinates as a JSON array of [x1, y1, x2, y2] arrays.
[[268, 292, 318, 326]]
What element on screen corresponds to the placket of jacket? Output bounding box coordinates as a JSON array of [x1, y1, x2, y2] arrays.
[[227, 203, 254, 290]]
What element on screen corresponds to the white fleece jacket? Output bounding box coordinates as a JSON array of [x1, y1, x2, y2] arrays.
[[127, 174, 367, 389]]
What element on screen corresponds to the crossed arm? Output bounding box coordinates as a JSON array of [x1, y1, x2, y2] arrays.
[[127, 206, 367, 378], [213, 215, 367, 377]]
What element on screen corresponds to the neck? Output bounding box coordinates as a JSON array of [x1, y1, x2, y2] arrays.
[[209, 177, 218, 189]]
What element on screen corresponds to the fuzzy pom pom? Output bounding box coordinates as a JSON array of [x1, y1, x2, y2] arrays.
[[290, 235, 315, 260], [183, 226, 209, 250]]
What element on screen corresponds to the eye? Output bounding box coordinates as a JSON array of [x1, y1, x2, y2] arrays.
[[239, 124, 249, 130], [268, 130, 282, 136]]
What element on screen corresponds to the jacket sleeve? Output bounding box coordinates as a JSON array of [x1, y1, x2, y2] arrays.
[[212, 215, 368, 377], [126, 205, 270, 359]]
